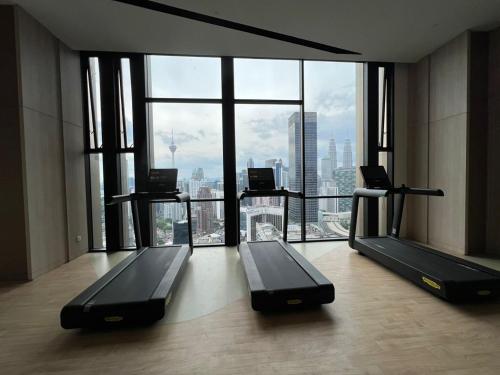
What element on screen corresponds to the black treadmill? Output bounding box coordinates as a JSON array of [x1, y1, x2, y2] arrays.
[[349, 165, 500, 302], [237, 168, 335, 311], [61, 169, 193, 329]]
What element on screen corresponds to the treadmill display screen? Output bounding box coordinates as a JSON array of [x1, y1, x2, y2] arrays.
[[248, 168, 276, 190], [360, 166, 393, 189], [148, 169, 178, 192]]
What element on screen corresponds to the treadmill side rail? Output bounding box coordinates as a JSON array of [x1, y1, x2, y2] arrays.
[[239, 242, 266, 293], [278, 240, 334, 289], [151, 245, 191, 301]]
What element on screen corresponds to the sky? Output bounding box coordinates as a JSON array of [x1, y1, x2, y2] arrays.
[[123, 56, 360, 181]]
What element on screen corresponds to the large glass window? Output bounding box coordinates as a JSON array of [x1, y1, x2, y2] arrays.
[[147, 56, 224, 245], [89, 153, 105, 248], [148, 56, 221, 98], [234, 59, 300, 100], [85, 54, 371, 250], [304, 61, 360, 240], [234, 58, 302, 242]]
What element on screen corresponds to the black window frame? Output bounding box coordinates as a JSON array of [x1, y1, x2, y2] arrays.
[[82, 52, 394, 251]]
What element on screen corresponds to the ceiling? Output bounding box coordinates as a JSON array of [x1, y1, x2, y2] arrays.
[[6, 0, 500, 62]]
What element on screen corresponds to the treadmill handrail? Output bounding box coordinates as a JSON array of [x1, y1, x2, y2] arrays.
[[353, 187, 390, 198], [349, 188, 389, 247], [398, 187, 444, 196], [238, 188, 303, 200], [107, 191, 190, 205], [106, 191, 193, 250]]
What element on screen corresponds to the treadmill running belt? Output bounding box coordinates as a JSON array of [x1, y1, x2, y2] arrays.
[[248, 242, 316, 290], [359, 237, 497, 282], [90, 246, 180, 305]]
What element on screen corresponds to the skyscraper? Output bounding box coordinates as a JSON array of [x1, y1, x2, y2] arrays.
[[288, 112, 318, 223], [247, 158, 255, 169], [329, 138, 337, 169], [169, 129, 177, 168], [321, 157, 333, 181], [192, 167, 204, 180], [343, 139, 353, 168]]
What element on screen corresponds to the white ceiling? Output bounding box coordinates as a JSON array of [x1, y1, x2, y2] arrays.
[[7, 0, 500, 62]]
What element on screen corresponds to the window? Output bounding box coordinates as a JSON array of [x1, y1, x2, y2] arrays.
[[234, 59, 300, 100], [89, 153, 105, 248], [303, 61, 360, 240], [87, 57, 102, 149], [84, 54, 381, 250], [146, 56, 224, 245], [235, 58, 302, 242], [85, 57, 105, 249]]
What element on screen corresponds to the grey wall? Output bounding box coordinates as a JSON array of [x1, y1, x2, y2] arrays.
[[59, 43, 88, 261], [402, 30, 499, 256], [406, 57, 430, 244], [0, 5, 87, 281], [17, 7, 69, 278], [404, 32, 469, 254], [427, 33, 469, 254]]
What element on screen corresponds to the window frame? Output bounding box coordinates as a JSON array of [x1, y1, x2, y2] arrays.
[[82, 52, 394, 251]]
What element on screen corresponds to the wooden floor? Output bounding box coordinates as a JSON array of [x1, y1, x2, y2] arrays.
[[2, 243, 500, 374]]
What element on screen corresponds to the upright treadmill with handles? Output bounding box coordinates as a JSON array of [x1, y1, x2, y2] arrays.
[[349, 165, 500, 302], [237, 168, 335, 311], [61, 169, 193, 329]]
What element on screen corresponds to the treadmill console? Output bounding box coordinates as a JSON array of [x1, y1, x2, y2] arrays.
[[360, 166, 393, 189], [248, 168, 276, 190], [148, 169, 178, 192]]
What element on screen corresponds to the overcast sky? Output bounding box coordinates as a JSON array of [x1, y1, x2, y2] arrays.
[[132, 56, 359, 181]]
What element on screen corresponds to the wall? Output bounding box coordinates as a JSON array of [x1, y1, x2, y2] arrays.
[[405, 33, 469, 255], [487, 28, 500, 255], [59, 43, 89, 260], [0, 6, 87, 281], [403, 30, 498, 256], [427, 33, 469, 254]]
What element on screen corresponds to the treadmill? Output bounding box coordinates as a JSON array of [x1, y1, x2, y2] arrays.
[[60, 169, 193, 329], [349, 165, 500, 302], [237, 168, 335, 311]]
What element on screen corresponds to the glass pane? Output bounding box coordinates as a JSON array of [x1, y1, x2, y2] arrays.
[[234, 58, 300, 100], [304, 61, 359, 197], [147, 56, 221, 98], [306, 198, 353, 240], [120, 58, 134, 148], [378, 67, 388, 148], [192, 201, 224, 245], [239, 196, 301, 242], [120, 153, 135, 248], [88, 57, 102, 148], [89, 153, 105, 248], [153, 202, 189, 246], [153, 201, 224, 246], [149, 103, 223, 184], [235, 104, 303, 232]]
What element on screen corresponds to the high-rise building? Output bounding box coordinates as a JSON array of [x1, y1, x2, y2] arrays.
[[192, 167, 204, 180], [247, 158, 255, 169], [343, 139, 353, 168], [173, 220, 189, 245], [329, 138, 337, 169], [169, 129, 177, 168], [196, 186, 214, 233], [275, 159, 283, 188], [288, 112, 318, 223], [321, 157, 333, 181], [334, 167, 356, 212]]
